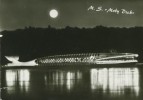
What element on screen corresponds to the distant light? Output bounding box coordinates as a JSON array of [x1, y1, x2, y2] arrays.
[[49, 9, 58, 18], [0, 34, 3, 37]]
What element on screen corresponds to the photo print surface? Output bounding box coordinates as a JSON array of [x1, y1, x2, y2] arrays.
[[0, 0, 143, 100]]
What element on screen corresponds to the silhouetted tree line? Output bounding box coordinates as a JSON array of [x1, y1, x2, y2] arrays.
[[1, 26, 143, 64]]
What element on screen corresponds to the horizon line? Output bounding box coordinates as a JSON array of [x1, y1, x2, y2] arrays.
[[1, 25, 143, 32]]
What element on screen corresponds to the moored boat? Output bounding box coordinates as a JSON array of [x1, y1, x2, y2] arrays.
[[3, 53, 138, 66]]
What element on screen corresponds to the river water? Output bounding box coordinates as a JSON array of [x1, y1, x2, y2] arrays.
[[1, 65, 143, 100]]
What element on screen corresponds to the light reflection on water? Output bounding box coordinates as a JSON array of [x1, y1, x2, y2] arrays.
[[44, 70, 82, 91], [2, 67, 141, 100], [90, 68, 139, 96], [5, 70, 30, 93]]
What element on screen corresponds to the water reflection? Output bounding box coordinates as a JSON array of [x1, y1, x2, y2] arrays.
[[3, 67, 140, 100], [90, 68, 139, 96], [6, 70, 17, 86], [5, 70, 30, 93], [44, 70, 82, 91], [18, 70, 30, 92]]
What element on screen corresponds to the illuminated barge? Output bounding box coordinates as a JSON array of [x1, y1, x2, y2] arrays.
[[4, 53, 138, 66], [36, 53, 138, 65]]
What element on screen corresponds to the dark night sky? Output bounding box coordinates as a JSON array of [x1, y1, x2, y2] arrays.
[[0, 0, 143, 31]]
